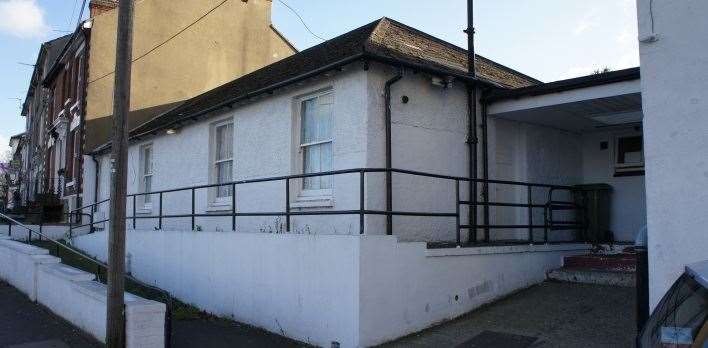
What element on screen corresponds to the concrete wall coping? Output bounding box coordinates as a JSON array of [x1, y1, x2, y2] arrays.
[[425, 243, 592, 257], [40, 263, 95, 282], [31, 254, 62, 264], [73, 280, 167, 313], [0, 240, 50, 255]]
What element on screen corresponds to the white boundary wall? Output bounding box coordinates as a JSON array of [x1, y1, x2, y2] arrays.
[[0, 235, 165, 347], [0, 224, 70, 241], [73, 229, 590, 347]]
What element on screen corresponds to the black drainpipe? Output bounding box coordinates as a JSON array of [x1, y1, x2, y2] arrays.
[[384, 67, 403, 236], [91, 154, 99, 213], [466, 0, 478, 244], [481, 97, 490, 242]]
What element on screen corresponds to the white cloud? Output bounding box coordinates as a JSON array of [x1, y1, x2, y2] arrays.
[[573, 9, 599, 35], [0, 0, 49, 38]]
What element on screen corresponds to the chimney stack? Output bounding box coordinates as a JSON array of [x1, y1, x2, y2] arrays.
[[89, 0, 118, 17]]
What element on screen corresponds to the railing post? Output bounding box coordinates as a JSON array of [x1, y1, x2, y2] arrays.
[[132, 195, 137, 230], [158, 192, 163, 230], [483, 182, 490, 243], [359, 170, 365, 235], [543, 204, 549, 243], [527, 186, 533, 243], [231, 183, 236, 231], [90, 206, 95, 234], [39, 211, 44, 241], [9, 218, 12, 237], [69, 212, 73, 239], [545, 189, 551, 244], [455, 179, 461, 246], [386, 168, 392, 236], [285, 178, 291, 232], [469, 179, 477, 245], [191, 188, 195, 231]]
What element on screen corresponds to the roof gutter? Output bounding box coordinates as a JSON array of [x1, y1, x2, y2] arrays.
[[482, 67, 641, 103]]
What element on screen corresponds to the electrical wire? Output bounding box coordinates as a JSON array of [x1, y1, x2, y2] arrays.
[[67, 0, 80, 30], [276, 0, 325, 41], [76, 0, 88, 27], [88, 0, 231, 85]]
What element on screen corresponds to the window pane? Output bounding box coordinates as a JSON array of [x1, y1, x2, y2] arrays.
[[216, 160, 233, 198], [216, 123, 233, 161], [303, 144, 321, 190], [617, 136, 643, 164], [144, 176, 152, 203], [317, 102, 333, 140], [301, 99, 317, 144], [143, 147, 152, 174], [320, 142, 333, 189]]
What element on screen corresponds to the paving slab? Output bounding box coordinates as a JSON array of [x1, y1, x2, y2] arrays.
[[379, 281, 636, 348], [0, 281, 101, 348]]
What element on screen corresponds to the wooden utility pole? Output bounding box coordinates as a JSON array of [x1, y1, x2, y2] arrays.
[[106, 0, 135, 346]]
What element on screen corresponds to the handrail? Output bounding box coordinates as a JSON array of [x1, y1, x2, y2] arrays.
[[1, 212, 105, 267], [68, 166, 586, 246], [0, 212, 173, 347], [73, 167, 575, 204]]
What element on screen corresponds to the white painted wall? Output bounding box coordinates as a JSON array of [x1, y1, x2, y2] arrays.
[[637, 0, 708, 308], [0, 236, 59, 300], [486, 118, 582, 242], [74, 230, 361, 347], [86, 63, 482, 243], [82, 61, 605, 244], [358, 239, 590, 346], [90, 65, 368, 237], [581, 130, 646, 242], [0, 235, 165, 347], [72, 229, 590, 347], [365, 63, 471, 243]]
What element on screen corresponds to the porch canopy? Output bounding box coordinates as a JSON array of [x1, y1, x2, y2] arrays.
[[485, 68, 642, 131]]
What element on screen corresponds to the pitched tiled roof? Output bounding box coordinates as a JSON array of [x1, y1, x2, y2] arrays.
[[102, 18, 537, 151]]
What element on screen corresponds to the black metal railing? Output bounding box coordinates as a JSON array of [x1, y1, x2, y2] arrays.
[[68, 167, 587, 247], [0, 211, 91, 242]]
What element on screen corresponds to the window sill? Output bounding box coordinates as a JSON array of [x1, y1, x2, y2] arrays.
[[613, 170, 645, 177], [206, 203, 233, 212], [136, 207, 152, 215], [291, 196, 334, 209]]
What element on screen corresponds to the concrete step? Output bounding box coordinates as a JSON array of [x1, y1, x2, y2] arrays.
[[547, 267, 635, 287], [563, 253, 637, 272]]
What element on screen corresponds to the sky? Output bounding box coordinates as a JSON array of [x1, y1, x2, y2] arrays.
[[0, 0, 640, 158]]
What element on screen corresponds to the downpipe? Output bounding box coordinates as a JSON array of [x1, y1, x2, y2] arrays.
[[384, 67, 403, 236]]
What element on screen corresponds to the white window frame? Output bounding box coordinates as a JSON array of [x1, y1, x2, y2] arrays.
[[138, 143, 154, 211], [208, 118, 234, 209], [612, 132, 644, 175], [296, 90, 334, 201]]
